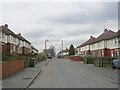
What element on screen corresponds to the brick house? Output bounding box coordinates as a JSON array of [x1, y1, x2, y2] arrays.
[[77, 36, 96, 55], [1, 24, 18, 54], [77, 29, 120, 57], [16, 33, 31, 55], [31, 46, 38, 54], [62, 48, 69, 56], [1, 24, 32, 55]]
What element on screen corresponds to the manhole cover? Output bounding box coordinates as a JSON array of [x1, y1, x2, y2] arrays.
[[23, 77, 32, 80]]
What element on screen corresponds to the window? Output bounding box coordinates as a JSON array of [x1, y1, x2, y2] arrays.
[[2, 33, 4, 38], [115, 51, 118, 57], [114, 38, 117, 44], [13, 37, 16, 43], [118, 37, 120, 43], [13, 45, 16, 52], [119, 51, 120, 56], [7, 36, 10, 42], [18, 39, 20, 44]]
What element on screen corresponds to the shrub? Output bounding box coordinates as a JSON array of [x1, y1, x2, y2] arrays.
[[2, 52, 25, 61], [83, 55, 96, 64], [36, 53, 45, 62], [94, 56, 116, 67], [101, 56, 116, 61]]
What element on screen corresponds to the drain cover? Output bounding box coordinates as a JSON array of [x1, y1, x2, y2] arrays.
[[23, 77, 32, 80]]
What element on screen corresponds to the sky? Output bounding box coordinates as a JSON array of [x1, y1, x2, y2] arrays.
[[0, 0, 119, 53]]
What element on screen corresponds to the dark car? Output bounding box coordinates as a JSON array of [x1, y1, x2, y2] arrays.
[[48, 56, 52, 59], [112, 56, 120, 69], [57, 55, 61, 58]]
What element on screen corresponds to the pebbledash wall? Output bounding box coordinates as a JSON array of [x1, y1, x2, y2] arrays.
[[0, 60, 24, 79]]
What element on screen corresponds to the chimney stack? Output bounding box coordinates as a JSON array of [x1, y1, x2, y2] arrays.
[[104, 28, 108, 32], [18, 33, 21, 36], [4, 24, 8, 29], [90, 36, 93, 38]]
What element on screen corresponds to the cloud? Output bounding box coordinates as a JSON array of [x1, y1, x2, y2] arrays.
[[1, 2, 118, 52], [45, 2, 118, 25]]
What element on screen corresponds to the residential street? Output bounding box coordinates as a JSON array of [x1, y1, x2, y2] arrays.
[[29, 58, 118, 88]]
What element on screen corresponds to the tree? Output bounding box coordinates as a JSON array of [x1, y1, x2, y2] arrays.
[[49, 46, 56, 57], [69, 44, 75, 55]]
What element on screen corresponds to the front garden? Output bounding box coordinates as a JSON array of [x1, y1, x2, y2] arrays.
[[83, 54, 116, 68], [1, 52, 45, 79]]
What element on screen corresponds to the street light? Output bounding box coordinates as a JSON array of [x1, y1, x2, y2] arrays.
[[45, 40, 48, 50], [45, 40, 48, 62], [61, 40, 63, 51], [61, 40, 64, 58]]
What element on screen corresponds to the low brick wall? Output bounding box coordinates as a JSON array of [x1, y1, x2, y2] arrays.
[[0, 60, 24, 79], [71, 56, 83, 61]]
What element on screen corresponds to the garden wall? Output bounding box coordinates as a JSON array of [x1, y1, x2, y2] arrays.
[[71, 56, 83, 61], [0, 60, 24, 79]]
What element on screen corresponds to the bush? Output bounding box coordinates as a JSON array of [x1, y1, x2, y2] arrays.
[[94, 56, 116, 67], [2, 52, 25, 61], [83, 55, 96, 64], [36, 53, 45, 62], [101, 56, 116, 61]]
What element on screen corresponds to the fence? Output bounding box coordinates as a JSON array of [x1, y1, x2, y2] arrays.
[[94, 57, 115, 68]]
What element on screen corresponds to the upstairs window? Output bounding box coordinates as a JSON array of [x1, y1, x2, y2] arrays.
[[118, 37, 120, 43]]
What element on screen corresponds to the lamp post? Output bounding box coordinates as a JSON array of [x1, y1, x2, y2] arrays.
[[61, 40, 63, 58], [45, 40, 48, 61], [45, 40, 48, 50], [61, 40, 63, 51]]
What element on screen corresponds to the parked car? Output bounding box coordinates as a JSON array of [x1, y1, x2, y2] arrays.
[[48, 56, 52, 59], [112, 56, 120, 69], [57, 55, 61, 58]]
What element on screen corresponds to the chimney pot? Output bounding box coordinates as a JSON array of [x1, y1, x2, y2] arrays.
[[104, 28, 108, 32], [5, 24, 8, 27], [19, 33, 21, 36], [90, 36, 93, 38]]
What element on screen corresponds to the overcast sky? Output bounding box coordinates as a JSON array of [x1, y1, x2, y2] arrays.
[[1, 1, 119, 53]]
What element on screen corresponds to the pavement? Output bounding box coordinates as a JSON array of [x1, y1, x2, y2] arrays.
[[2, 59, 51, 89]]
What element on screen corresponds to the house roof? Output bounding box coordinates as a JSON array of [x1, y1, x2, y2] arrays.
[[16, 33, 25, 41], [94, 29, 116, 42], [114, 30, 120, 37], [16, 33, 31, 44], [63, 48, 69, 53], [77, 29, 118, 48], [1, 24, 31, 44], [78, 36, 96, 47], [2, 24, 17, 37], [31, 46, 38, 51]]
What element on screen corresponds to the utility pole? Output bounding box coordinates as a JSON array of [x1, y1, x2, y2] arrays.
[[61, 40, 63, 58], [45, 40, 48, 61], [61, 40, 63, 51], [45, 40, 48, 50]]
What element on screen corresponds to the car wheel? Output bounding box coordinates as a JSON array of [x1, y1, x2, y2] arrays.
[[112, 63, 116, 69]]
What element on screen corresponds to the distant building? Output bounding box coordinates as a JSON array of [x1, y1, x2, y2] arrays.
[[57, 48, 69, 56]]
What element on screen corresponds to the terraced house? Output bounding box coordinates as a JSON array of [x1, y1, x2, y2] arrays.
[[31, 46, 38, 54], [77, 29, 120, 58], [0, 24, 37, 55]]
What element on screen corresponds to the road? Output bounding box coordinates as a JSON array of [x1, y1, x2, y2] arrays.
[[29, 58, 118, 88]]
